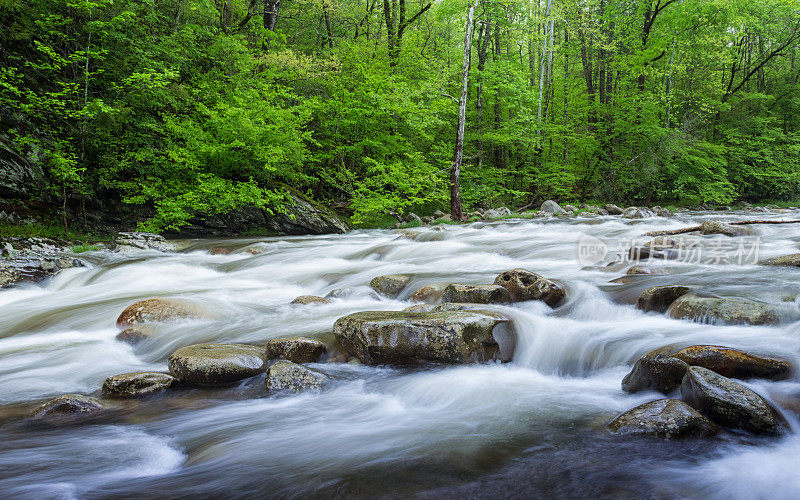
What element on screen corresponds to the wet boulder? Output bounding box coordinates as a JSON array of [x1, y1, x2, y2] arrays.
[[637, 286, 691, 313], [667, 293, 781, 326], [102, 372, 176, 398], [290, 295, 331, 305], [604, 204, 624, 215], [265, 337, 326, 363], [541, 200, 566, 215], [266, 360, 329, 393], [672, 345, 793, 381], [31, 394, 104, 419], [333, 310, 514, 365], [622, 346, 688, 394], [116, 298, 212, 328], [403, 304, 435, 312], [607, 399, 718, 439], [115, 324, 156, 344], [623, 207, 655, 219], [760, 254, 800, 267], [680, 366, 787, 435], [369, 274, 413, 298], [409, 282, 449, 304], [493, 268, 566, 307], [700, 220, 755, 237], [168, 343, 266, 386], [626, 265, 668, 275], [441, 283, 512, 304]]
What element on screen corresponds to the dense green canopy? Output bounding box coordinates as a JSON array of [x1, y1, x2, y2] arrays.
[[1, 0, 798, 230]]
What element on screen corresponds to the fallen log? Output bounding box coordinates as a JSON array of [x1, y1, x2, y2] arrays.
[[644, 219, 800, 237]]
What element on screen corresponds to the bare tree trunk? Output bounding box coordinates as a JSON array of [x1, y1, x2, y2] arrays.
[[451, 0, 479, 221]]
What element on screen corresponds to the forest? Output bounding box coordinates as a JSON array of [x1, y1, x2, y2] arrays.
[[1, 0, 799, 231]]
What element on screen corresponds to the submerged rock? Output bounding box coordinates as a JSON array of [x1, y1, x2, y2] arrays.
[[290, 295, 331, 305], [408, 282, 449, 304], [168, 343, 266, 386], [671, 345, 793, 381], [102, 372, 176, 398], [700, 220, 755, 237], [441, 284, 512, 304], [760, 253, 800, 267], [608, 399, 718, 439], [116, 298, 211, 328], [31, 394, 104, 419], [115, 324, 156, 344], [667, 293, 781, 326], [680, 366, 787, 435], [265, 337, 326, 363], [369, 274, 413, 298], [637, 286, 691, 313], [333, 310, 514, 365], [266, 360, 329, 393], [493, 268, 566, 307], [622, 346, 688, 394]]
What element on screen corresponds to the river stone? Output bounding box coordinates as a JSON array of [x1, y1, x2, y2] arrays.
[[637, 286, 692, 313], [409, 282, 449, 303], [168, 343, 266, 386], [115, 324, 156, 344], [700, 220, 755, 237], [623, 207, 655, 219], [266, 360, 329, 393], [441, 284, 512, 304], [667, 293, 781, 326], [102, 372, 176, 398], [369, 274, 413, 298], [31, 394, 104, 419], [541, 200, 566, 215], [333, 310, 514, 365], [672, 345, 793, 381], [607, 399, 718, 439], [604, 204, 624, 215], [265, 337, 326, 363], [494, 268, 566, 307], [680, 366, 787, 435], [291, 295, 331, 305], [626, 265, 668, 275], [116, 298, 211, 328], [404, 304, 435, 312], [622, 346, 688, 394], [760, 253, 800, 267]]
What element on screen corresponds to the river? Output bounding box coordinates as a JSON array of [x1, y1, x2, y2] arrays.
[[1, 211, 800, 499]]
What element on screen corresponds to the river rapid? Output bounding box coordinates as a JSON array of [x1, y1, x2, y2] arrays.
[[2, 211, 800, 499]]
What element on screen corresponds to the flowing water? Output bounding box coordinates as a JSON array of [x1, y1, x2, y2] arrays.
[[2, 211, 800, 499]]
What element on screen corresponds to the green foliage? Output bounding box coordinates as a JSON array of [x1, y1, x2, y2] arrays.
[[71, 243, 100, 253]]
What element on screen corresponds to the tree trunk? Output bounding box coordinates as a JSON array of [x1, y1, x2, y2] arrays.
[[451, 0, 479, 221]]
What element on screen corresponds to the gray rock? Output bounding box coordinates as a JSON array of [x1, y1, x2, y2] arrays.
[[102, 372, 176, 398], [408, 282, 450, 304], [626, 265, 668, 275], [403, 303, 435, 312], [369, 274, 413, 298], [333, 310, 515, 365], [483, 207, 512, 219], [114, 232, 176, 252], [667, 293, 782, 326], [441, 283, 512, 304], [267, 360, 328, 393], [608, 399, 718, 438], [680, 366, 787, 434], [622, 346, 688, 394], [637, 286, 692, 313], [433, 210, 446, 218], [265, 337, 326, 363], [115, 324, 157, 344], [406, 212, 422, 223], [541, 200, 566, 215], [672, 345, 793, 381], [290, 295, 332, 305], [116, 298, 212, 328], [31, 394, 104, 419], [760, 253, 800, 267], [493, 268, 566, 307], [0, 133, 44, 197], [604, 204, 624, 215], [700, 220, 755, 237], [168, 343, 266, 386], [623, 207, 655, 219], [262, 188, 349, 235]]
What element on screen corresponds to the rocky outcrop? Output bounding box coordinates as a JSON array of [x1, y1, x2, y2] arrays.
[[440, 284, 512, 304], [263, 189, 349, 235], [493, 268, 566, 307], [168, 343, 266, 386], [290, 295, 331, 305], [680, 366, 787, 435], [700, 221, 755, 237], [266, 360, 329, 393], [667, 293, 782, 326], [30, 394, 104, 419], [608, 399, 718, 438], [637, 286, 691, 313], [333, 310, 514, 365], [369, 274, 413, 298], [671, 345, 793, 381], [0, 237, 82, 288], [113, 232, 176, 252], [265, 337, 326, 363], [622, 346, 688, 394], [0, 134, 43, 197], [760, 254, 800, 267], [541, 200, 566, 215], [116, 298, 211, 328], [102, 372, 176, 398]]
